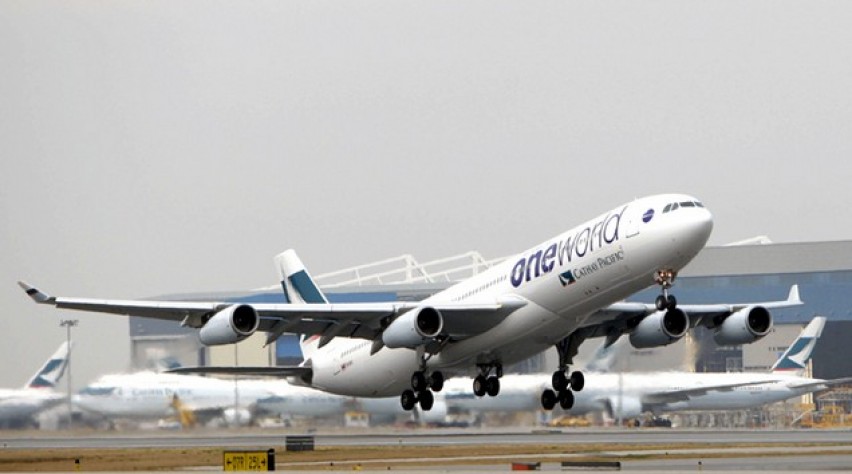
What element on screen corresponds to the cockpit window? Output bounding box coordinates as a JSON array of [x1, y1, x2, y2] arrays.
[[663, 200, 705, 213]]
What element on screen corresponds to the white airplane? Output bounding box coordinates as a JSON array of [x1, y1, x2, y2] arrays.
[[443, 317, 852, 420], [0, 342, 71, 428], [20, 194, 801, 412], [75, 371, 279, 427]]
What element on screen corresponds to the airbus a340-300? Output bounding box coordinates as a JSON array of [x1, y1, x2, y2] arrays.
[[20, 194, 801, 411]]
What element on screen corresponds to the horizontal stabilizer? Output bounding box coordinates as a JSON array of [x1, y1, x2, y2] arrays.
[[168, 366, 312, 378]]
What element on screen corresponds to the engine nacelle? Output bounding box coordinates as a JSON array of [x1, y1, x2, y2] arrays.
[[198, 305, 259, 346], [629, 308, 689, 349], [713, 305, 772, 345], [382, 306, 443, 349]]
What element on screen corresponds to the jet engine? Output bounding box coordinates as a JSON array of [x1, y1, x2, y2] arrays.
[[629, 308, 689, 349], [198, 305, 259, 346], [382, 306, 443, 349], [713, 306, 772, 345]]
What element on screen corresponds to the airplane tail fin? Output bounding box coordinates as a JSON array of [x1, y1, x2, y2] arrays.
[[25, 341, 72, 389], [584, 337, 628, 373], [274, 250, 328, 304], [770, 316, 826, 376], [274, 250, 327, 357]]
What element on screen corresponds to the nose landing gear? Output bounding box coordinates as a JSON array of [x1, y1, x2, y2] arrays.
[[654, 269, 678, 311]]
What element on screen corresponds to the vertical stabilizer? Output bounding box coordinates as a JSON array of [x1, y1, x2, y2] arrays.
[[274, 249, 327, 360], [25, 341, 72, 389], [274, 250, 328, 304], [770, 316, 826, 376], [584, 337, 629, 373]]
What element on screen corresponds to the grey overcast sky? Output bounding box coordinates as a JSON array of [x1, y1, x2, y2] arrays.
[[2, 1, 852, 387]]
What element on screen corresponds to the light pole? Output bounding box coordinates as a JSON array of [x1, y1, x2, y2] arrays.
[[60, 319, 78, 429]]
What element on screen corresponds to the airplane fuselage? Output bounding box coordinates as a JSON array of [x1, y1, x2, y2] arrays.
[[307, 194, 713, 397]]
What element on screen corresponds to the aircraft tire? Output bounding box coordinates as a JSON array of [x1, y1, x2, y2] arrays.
[[569, 371, 585, 392], [430, 371, 444, 392], [541, 389, 557, 410], [401, 390, 417, 411], [559, 389, 575, 410], [473, 375, 487, 397], [486, 376, 500, 397], [411, 371, 427, 392], [552, 370, 568, 392], [419, 390, 434, 411]]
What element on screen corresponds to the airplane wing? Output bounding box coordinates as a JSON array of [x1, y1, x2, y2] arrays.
[[642, 380, 779, 405], [787, 377, 852, 391], [18, 281, 527, 344], [577, 285, 802, 344]]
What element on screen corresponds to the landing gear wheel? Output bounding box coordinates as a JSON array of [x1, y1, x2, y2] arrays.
[[486, 376, 501, 397], [473, 375, 487, 397], [655, 294, 667, 311], [418, 390, 434, 411], [400, 390, 417, 411], [541, 389, 557, 410], [667, 295, 677, 310], [411, 371, 427, 392], [559, 390, 575, 410], [569, 371, 585, 392], [552, 371, 569, 392], [429, 371, 444, 392]]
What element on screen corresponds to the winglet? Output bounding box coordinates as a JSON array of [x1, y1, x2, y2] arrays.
[[787, 284, 802, 305], [18, 281, 56, 304]]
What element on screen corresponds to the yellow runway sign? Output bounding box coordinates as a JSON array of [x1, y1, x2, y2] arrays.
[[223, 450, 273, 471]]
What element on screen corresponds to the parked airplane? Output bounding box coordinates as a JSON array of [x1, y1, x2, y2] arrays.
[[444, 317, 851, 420], [20, 194, 801, 411], [0, 342, 71, 428], [74, 371, 296, 427]]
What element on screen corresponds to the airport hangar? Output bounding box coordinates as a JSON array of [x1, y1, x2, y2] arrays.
[[129, 239, 852, 407]]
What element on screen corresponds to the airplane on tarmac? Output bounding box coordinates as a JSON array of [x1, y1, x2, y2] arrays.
[[442, 317, 852, 421], [20, 194, 802, 412], [75, 371, 279, 427], [0, 342, 71, 428], [75, 368, 445, 428]]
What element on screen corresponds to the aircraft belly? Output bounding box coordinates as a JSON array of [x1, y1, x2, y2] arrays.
[[313, 347, 419, 398], [432, 303, 565, 369]]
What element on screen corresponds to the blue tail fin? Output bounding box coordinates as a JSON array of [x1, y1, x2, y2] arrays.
[[274, 250, 328, 304], [25, 341, 72, 389], [770, 316, 826, 376]]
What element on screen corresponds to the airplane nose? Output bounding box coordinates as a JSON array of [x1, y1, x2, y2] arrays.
[[677, 208, 714, 254]]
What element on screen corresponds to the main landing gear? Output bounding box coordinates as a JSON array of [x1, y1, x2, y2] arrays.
[[400, 369, 444, 411], [541, 337, 585, 411], [654, 269, 678, 311], [472, 363, 503, 398]]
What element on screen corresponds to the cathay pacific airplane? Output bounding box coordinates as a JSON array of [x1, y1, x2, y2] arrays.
[[75, 371, 278, 427], [20, 194, 801, 411], [442, 317, 850, 420], [0, 342, 71, 428]]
